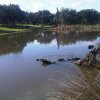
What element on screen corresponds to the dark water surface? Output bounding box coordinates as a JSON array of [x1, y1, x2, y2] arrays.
[[0, 31, 100, 100]]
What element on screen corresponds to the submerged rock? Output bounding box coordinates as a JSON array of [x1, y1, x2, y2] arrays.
[[36, 59, 55, 65], [88, 45, 94, 49], [68, 57, 81, 62], [58, 58, 65, 61]]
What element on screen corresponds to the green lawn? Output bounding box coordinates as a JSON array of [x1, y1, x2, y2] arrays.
[[0, 24, 53, 35], [0, 27, 28, 32], [0, 26, 29, 36], [0, 24, 100, 36]]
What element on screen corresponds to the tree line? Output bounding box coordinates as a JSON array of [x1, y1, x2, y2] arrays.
[[0, 4, 100, 26], [57, 8, 100, 25]]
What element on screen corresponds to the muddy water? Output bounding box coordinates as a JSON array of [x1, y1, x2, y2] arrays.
[[0, 31, 100, 100]]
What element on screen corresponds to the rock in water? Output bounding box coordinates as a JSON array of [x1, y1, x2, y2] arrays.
[[58, 58, 65, 61], [88, 45, 94, 49], [36, 59, 55, 65], [68, 57, 80, 61], [74, 47, 100, 67], [36, 59, 40, 61]]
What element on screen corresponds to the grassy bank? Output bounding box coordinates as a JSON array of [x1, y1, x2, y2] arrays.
[[0, 24, 100, 36], [0, 25, 29, 36], [0, 24, 52, 36], [53, 24, 100, 33]]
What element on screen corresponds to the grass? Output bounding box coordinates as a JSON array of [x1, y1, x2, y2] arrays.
[[0, 24, 100, 36], [77, 24, 100, 31], [0, 27, 27, 32], [53, 24, 100, 32], [0, 24, 31, 36], [0, 24, 50, 36], [0, 24, 53, 35], [58, 67, 100, 100], [0, 27, 29, 36]]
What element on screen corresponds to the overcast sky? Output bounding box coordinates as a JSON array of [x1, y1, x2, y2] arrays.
[[0, 0, 100, 13]]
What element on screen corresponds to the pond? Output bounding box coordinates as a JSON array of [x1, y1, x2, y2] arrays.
[[0, 30, 100, 100]]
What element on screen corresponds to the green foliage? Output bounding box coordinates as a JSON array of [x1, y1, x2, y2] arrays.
[[59, 8, 77, 24], [0, 4, 100, 25], [78, 9, 99, 24], [56, 8, 100, 25], [0, 4, 54, 25], [0, 4, 25, 25]]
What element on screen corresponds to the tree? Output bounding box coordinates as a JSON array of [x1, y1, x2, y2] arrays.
[[0, 4, 100, 25], [59, 8, 77, 25], [0, 4, 25, 25], [78, 9, 99, 25]]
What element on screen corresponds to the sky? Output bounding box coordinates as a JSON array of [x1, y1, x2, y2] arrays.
[[0, 0, 100, 13]]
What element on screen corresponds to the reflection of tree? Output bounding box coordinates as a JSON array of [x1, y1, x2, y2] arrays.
[[36, 31, 100, 45], [55, 31, 100, 48], [36, 32, 55, 44], [0, 31, 99, 55], [0, 32, 35, 55]]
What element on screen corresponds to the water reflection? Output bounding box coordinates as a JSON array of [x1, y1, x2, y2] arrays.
[[0, 31, 100, 55]]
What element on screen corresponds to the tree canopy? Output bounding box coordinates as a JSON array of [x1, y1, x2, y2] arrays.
[[0, 4, 100, 25]]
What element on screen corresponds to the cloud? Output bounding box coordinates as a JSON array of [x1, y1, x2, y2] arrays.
[[71, 0, 96, 10], [0, 0, 99, 12], [0, 0, 18, 4], [71, 1, 82, 9]]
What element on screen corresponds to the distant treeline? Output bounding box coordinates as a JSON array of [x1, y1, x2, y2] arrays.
[[0, 4, 100, 25]]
